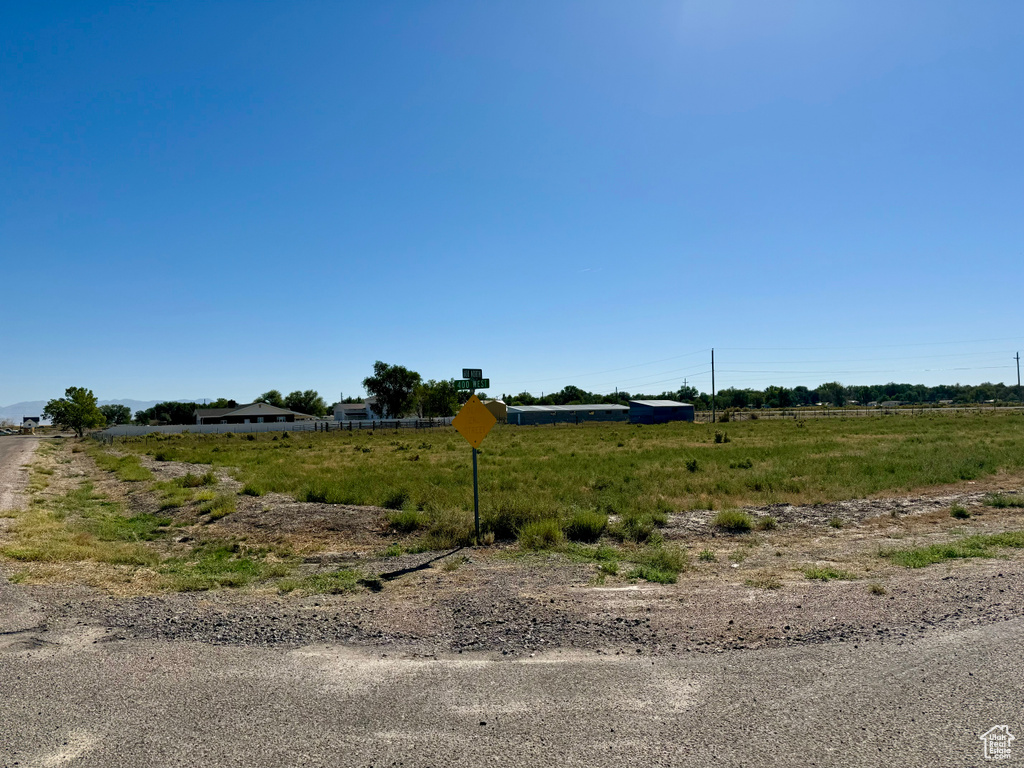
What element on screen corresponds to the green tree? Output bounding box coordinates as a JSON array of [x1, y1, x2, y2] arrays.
[[362, 361, 422, 418], [43, 387, 106, 437], [255, 390, 285, 408], [818, 381, 846, 407], [98, 404, 132, 426], [134, 401, 201, 425], [417, 379, 459, 417], [283, 390, 328, 418]]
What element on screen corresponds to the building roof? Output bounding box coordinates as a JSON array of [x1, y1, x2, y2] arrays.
[[629, 400, 693, 408], [506, 404, 628, 412], [194, 407, 237, 420], [195, 403, 313, 420]]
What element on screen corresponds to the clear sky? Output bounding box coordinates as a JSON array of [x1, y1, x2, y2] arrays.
[[3, 1, 1022, 405]]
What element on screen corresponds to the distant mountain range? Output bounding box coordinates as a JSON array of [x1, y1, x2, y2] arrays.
[[0, 399, 209, 425]]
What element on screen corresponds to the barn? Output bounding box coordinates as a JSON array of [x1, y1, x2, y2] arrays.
[[628, 400, 695, 424], [506, 404, 628, 425]]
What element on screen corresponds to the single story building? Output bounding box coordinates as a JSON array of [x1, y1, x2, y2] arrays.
[[22, 417, 40, 434], [506, 404, 629, 426], [333, 398, 385, 421], [194, 403, 313, 425], [628, 400, 695, 424]]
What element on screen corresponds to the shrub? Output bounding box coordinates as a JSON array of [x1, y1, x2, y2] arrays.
[[244, 434, 256, 441], [949, 504, 971, 520], [730, 458, 753, 469], [714, 431, 730, 444], [718, 410, 731, 423], [712, 509, 753, 533], [685, 458, 699, 473], [563, 509, 608, 543], [518, 518, 563, 550]]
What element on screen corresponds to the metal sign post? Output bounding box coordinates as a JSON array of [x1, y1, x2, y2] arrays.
[[451, 374, 496, 545]]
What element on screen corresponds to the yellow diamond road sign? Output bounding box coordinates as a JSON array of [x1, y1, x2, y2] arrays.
[[452, 395, 497, 449]]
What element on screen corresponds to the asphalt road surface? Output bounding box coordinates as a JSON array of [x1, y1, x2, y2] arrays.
[[1, 437, 1021, 767]]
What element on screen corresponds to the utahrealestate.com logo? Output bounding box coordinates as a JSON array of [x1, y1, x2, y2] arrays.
[[979, 726, 1015, 761]]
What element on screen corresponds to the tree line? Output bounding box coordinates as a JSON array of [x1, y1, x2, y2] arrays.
[[502, 380, 1023, 409]]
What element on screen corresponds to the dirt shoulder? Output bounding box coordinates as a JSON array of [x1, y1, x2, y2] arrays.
[[3, 440, 1024, 658]]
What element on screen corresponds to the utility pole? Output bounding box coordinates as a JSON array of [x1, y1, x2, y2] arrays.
[[711, 348, 716, 424], [1016, 352, 1021, 403]]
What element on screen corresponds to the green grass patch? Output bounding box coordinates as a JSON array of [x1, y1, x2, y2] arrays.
[[388, 509, 425, 534], [882, 531, 1024, 568], [982, 493, 1024, 508], [628, 544, 689, 584], [199, 494, 236, 521], [712, 509, 753, 533], [949, 503, 970, 519], [158, 541, 290, 591], [91, 450, 153, 482], [803, 566, 857, 581], [563, 508, 608, 543], [178, 471, 217, 488], [518, 518, 564, 550], [277, 569, 363, 595]]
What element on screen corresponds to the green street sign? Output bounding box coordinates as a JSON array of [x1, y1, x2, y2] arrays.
[[455, 378, 490, 391]]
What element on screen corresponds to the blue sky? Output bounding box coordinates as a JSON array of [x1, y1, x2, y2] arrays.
[[2, 1, 1022, 405]]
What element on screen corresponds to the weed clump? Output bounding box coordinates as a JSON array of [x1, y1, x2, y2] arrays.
[[685, 458, 699, 473], [563, 509, 608, 543], [755, 516, 778, 531], [628, 545, 689, 584], [698, 549, 716, 562], [803, 566, 856, 581], [178, 471, 216, 488], [982, 493, 1024, 508], [949, 504, 971, 519], [712, 509, 753, 533], [388, 509, 424, 534], [518, 518, 563, 550]]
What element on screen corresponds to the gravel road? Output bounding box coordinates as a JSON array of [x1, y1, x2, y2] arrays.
[[0, 435, 38, 511]]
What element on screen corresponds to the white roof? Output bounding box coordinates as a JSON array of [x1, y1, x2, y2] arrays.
[[506, 404, 628, 412]]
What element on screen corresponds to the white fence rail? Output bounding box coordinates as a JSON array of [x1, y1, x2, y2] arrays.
[[101, 417, 455, 437]]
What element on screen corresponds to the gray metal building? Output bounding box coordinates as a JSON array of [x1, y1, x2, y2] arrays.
[[629, 400, 695, 424], [506, 404, 629, 426]]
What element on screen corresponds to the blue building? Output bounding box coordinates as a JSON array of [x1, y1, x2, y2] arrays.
[[628, 400, 695, 424], [506, 404, 629, 425]]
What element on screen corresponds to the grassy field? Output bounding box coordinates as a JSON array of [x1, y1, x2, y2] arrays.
[[111, 411, 1024, 541]]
